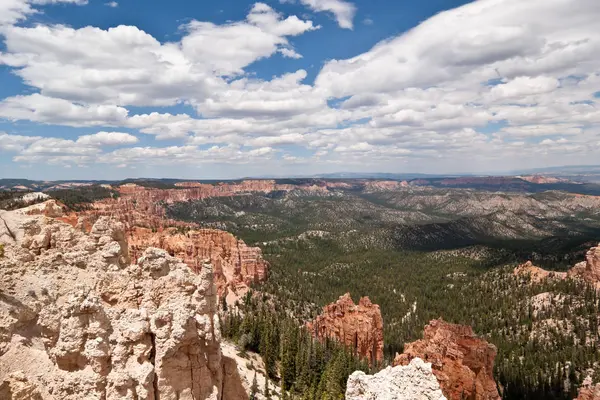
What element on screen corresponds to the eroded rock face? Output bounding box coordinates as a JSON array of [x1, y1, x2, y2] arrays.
[[307, 293, 383, 364], [0, 202, 245, 400], [346, 357, 446, 400], [393, 319, 500, 400], [128, 227, 268, 301], [568, 244, 600, 287]]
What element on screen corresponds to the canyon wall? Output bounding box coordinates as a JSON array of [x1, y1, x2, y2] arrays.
[[307, 293, 384, 364], [128, 227, 268, 301], [0, 202, 247, 400], [394, 319, 500, 400]]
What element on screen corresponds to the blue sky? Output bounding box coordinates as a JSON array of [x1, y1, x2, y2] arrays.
[[0, 0, 599, 180]]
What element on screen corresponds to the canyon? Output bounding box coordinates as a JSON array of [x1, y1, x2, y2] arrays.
[[307, 293, 384, 365], [393, 319, 500, 400], [0, 201, 247, 399]]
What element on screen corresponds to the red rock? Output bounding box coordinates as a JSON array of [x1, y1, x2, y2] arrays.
[[568, 243, 600, 287], [576, 382, 600, 400], [128, 227, 268, 300], [393, 319, 500, 400], [307, 293, 384, 365], [513, 261, 567, 283]]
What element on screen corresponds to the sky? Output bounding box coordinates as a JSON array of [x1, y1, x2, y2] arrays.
[[0, 0, 599, 180]]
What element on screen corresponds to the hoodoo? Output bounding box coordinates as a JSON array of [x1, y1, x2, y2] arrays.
[[394, 319, 500, 400], [307, 293, 384, 364]]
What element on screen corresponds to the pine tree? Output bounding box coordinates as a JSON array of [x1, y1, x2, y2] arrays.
[[250, 372, 258, 400], [264, 376, 271, 400]]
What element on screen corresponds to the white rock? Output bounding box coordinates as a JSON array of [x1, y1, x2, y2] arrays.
[[346, 358, 447, 400]]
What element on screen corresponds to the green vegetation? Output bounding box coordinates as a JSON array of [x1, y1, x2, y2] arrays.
[[0, 243, 4, 258], [46, 185, 118, 210], [167, 189, 600, 399], [222, 292, 370, 399]]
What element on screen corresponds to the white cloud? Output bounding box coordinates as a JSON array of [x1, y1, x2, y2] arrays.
[[278, 47, 303, 59], [300, 0, 356, 29], [489, 76, 559, 100], [2, 0, 600, 175], [0, 0, 87, 27], [181, 3, 316, 75], [0, 94, 129, 126], [104, 1, 117, 7], [0, 133, 42, 152], [76, 131, 138, 146]]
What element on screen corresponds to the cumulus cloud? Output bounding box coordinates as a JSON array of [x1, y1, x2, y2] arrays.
[[300, 0, 356, 29], [76, 131, 138, 146], [1, 0, 600, 174], [0, 0, 87, 27]]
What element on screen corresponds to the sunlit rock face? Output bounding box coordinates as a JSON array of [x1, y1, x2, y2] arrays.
[[393, 319, 500, 400], [346, 357, 447, 400], [0, 202, 247, 400], [307, 293, 384, 365]]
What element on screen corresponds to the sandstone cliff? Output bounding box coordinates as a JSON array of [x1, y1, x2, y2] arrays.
[[307, 293, 384, 364], [128, 227, 268, 302], [394, 319, 500, 400], [346, 357, 446, 400], [0, 202, 247, 400]]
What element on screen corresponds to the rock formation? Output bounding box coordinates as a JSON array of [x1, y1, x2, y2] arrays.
[[513, 261, 567, 283], [128, 227, 268, 301], [393, 319, 500, 400], [346, 357, 446, 400], [0, 201, 247, 400], [568, 243, 600, 287], [576, 380, 600, 400], [513, 244, 600, 288], [307, 293, 384, 364]]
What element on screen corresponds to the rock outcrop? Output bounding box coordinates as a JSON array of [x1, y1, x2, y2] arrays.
[[393, 319, 500, 400], [346, 357, 446, 400], [307, 293, 383, 364], [513, 244, 600, 288], [128, 227, 268, 302], [577, 382, 600, 400], [513, 261, 567, 283], [0, 202, 246, 400], [568, 244, 600, 287]]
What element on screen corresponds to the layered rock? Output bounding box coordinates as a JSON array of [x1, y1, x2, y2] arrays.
[[128, 227, 268, 301], [307, 293, 383, 364], [346, 357, 446, 400], [393, 319, 500, 400], [568, 244, 600, 287], [0, 202, 246, 400]]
